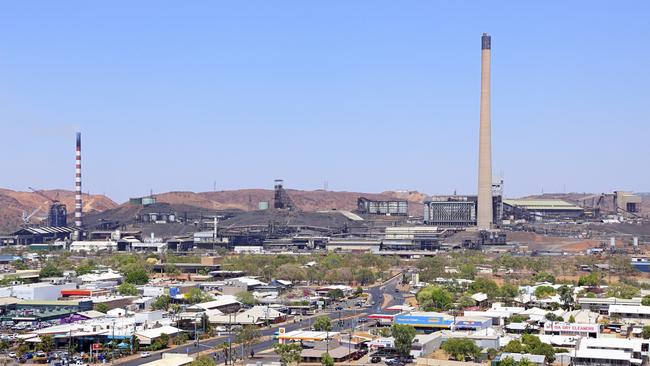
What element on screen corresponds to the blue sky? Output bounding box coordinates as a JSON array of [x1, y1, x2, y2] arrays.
[[1, 1, 648, 203]]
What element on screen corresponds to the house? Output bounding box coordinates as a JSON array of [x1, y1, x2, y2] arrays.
[[495, 353, 546, 366], [135, 325, 182, 345], [572, 337, 648, 366]]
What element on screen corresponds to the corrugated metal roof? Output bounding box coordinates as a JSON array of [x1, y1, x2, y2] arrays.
[[503, 199, 583, 211]]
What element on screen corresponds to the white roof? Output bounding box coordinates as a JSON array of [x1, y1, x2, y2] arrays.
[[579, 337, 644, 352], [136, 325, 181, 339], [231, 277, 267, 287], [188, 297, 239, 311], [278, 330, 339, 340], [574, 348, 636, 362], [471, 293, 488, 302], [141, 353, 194, 366], [610, 304, 650, 315]]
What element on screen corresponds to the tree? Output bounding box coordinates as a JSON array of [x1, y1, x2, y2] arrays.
[[236, 325, 261, 357], [354, 287, 363, 297], [118, 282, 139, 296], [441, 338, 481, 362], [502, 340, 524, 353], [534, 286, 556, 299], [557, 285, 574, 309], [457, 294, 476, 309], [321, 353, 334, 366], [499, 284, 521, 304], [40, 262, 63, 278], [12, 260, 28, 270], [417, 286, 453, 311], [189, 355, 216, 366], [578, 271, 602, 287], [164, 264, 181, 277], [123, 265, 149, 285], [151, 295, 171, 311], [173, 332, 189, 345], [469, 278, 499, 299], [274, 343, 302, 366], [40, 334, 55, 353], [568, 315, 576, 323], [327, 289, 345, 300], [313, 316, 332, 332], [605, 284, 639, 299], [518, 358, 533, 366], [75, 263, 96, 276], [500, 356, 517, 366], [533, 272, 556, 284], [185, 288, 211, 304], [96, 303, 109, 313], [391, 324, 416, 357], [236, 291, 257, 306], [642, 326, 650, 339], [643, 295, 650, 306]]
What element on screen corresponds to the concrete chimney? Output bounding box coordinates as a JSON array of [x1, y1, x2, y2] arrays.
[[477, 33, 493, 230]]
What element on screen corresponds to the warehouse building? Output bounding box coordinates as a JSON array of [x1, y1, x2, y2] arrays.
[[357, 197, 408, 216], [503, 199, 584, 221]]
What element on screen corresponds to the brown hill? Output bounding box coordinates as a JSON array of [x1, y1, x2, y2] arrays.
[[153, 189, 427, 216], [0, 189, 117, 233]]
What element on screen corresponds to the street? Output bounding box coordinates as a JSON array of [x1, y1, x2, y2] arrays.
[[118, 274, 404, 366]]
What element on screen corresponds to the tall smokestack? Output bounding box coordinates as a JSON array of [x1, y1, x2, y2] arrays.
[[477, 33, 493, 230], [75, 132, 82, 229]]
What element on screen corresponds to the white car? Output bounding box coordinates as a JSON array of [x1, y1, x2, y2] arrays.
[[8, 352, 17, 358], [140, 352, 151, 358]]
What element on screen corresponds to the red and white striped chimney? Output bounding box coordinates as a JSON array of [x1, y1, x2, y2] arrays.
[[75, 132, 82, 229]]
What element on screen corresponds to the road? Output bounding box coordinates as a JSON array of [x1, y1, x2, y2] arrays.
[[119, 274, 404, 366]]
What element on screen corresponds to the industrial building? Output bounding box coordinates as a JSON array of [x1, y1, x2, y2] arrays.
[[357, 197, 408, 216], [503, 199, 584, 221], [12, 226, 76, 245], [423, 192, 502, 227]]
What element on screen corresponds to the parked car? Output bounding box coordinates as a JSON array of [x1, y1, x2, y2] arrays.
[[371, 356, 382, 363], [140, 352, 151, 358], [8, 352, 17, 358], [335, 306, 344, 311]]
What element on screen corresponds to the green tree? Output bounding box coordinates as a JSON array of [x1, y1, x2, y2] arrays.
[[502, 340, 524, 353], [118, 282, 139, 296], [40, 262, 63, 278], [151, 295, 171, 311], [12, 260, 28, 270], [327, 289, 345, 300], [533, 272, 556, 284], [457, 293, 476, 309], [40, 334, 55, 353], [557, 285, 574, 309], [441, 338, 481, 361], [313, 316, 332, 332], [236, 325, 261, 357], [189, 355, 216, 366], [469, 278, 499, 299], [185, 288, 211, 304], [273, 343, 302, 366], [500, 356, 517, 366], [354, 287, 363, 297], [417, 286, 453, 311], [518, 358, 533, 366], [391, 324, 416, 357], [236, 291, 257, 306], [123, 265, 149, 285], [354, 268, 376, 285], [173, 332, 189, 345], [75, 263, 96, 276], [605, 284, 639, 299], [643, 295, 650, 306], [96, 303, 109, 313], [568, 315, 576, 323], [578, 271, 602, 287], [164, 264, 181, 277], [499, 283, 521, 304], [534, 286, 556, 299], [642, 326, 650, 339], [321, 353, 334, 366]]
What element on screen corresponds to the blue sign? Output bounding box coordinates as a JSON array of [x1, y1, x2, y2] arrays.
[[395, 314, 453, 327]]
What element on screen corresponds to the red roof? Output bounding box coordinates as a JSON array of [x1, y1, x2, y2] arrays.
[[61, 289, 92, 296]]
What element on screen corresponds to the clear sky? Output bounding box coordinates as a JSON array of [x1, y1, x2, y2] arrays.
[[1, 1, 648, 203]]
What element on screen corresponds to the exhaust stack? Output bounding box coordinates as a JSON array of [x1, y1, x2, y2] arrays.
[[477, 33, 493, 230]]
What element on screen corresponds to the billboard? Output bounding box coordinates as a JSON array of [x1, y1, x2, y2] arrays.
[[544, 322, 599, 334], [395, 314, 453, 327]]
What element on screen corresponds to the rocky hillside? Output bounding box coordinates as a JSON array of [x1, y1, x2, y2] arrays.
[[154, 189, 427, 216], [0, 189, 117, 233]]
